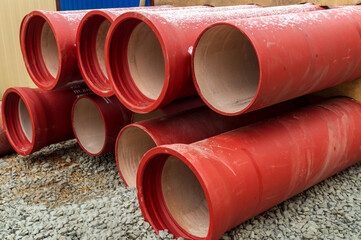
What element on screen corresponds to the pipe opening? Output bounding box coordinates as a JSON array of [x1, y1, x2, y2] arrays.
[[142, 154, 210, 238], [3, 92, 33, 153], [117, 126, 156, 187], [73, 98, 105, 155], [41, 22, 59, 78], [79, 15, 113, 93], [23, 16, 59, 86], [18, 99, 33, 142], [194, 25, 259, 114], [127, 22, 165, 100]]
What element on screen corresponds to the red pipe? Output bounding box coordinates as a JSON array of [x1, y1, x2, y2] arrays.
[[76, 6, 183, 97], [137, 97, 361, 239], [0, 102, 14, 156], [72, 95, 132, 156], [192, 6, 361, 116], [105, 4, 322, 113], [117, 97, 307, 187], [2, 82, 91, 155], [20, 10, 88, 90]]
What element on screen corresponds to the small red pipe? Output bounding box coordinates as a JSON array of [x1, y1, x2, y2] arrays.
[[192, 6, 361, 116], [0, 102, 14, 156], [2, 82, 91, 155], [20, 10, 88, 90], [76, 6, 181, 97], [72, 95, 133, 156], [117, 97, 307, 187], [137, 97, 361, 239], [105, 4, 322, 113]]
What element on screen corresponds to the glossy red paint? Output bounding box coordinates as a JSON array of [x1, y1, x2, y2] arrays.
[[192, 6, 361, 116], [117, 97, 307, 187], [0, 102, 14, 156], [2, 82, 91, 156], [20, 10, 88, 90], [138, 97, 361, 239], [107, 4, 313, 113], [71, 95, 133, 156]]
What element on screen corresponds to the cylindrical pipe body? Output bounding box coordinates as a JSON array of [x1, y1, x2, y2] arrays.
[[72, 95, 133, 156], [117, 97, 307, 186], [20, 10, 88, 90], [106, 4, 322, 113], [2, 82, 91, 155], [192, 7, 361, 115], [0, 102, 14, 156], [138, 97, 361, 239]]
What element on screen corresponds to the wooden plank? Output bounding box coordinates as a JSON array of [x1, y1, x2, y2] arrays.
[[313, 79, 361, 104]]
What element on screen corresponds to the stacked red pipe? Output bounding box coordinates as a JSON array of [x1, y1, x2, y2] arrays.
[[1, 4, 360, 240]]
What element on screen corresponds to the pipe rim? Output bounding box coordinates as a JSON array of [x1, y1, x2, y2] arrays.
[[137, 146, 213, 239], [2, 88, 35, 155], [20, 11, 61, 90], [105, 12, 169, 113], [115, 124, 158, 187], [71, 96, 107, 156], [77, 11, 114, 97], [192, 22, 262, 116]]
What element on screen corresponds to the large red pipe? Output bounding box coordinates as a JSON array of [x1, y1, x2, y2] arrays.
[[192, 6, 361, 116], [72, 95, 133, 156], [20, 10, 88, 90], [76, 6, 183, 97], [2, 82, 91, 155], [137, 97, 361, 239], [117, 97, 307, 187], [0, 102, 14, 156], [105, 4, 322, 113]]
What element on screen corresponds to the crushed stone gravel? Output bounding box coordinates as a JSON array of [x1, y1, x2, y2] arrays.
[[0, 139, 360, 239]]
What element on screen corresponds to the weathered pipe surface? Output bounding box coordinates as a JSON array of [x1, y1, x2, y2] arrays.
[[0, 102, 14, 156], [105, 4, 321, 113], [137, 97, 361, 239], [76, 6, 182, 97], [117, 97, 307, 187], [20, 10, 88, 90], [192, 6, 361, 116], [2, 82, 91, 156], [72, 95, 133, 156]]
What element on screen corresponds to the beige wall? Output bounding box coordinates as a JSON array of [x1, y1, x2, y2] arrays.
[[0, 0, 56, 98], [154, 0, 361, 6]]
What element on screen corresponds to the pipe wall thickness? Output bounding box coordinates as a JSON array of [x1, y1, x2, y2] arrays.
[[106, 4, 321, 112], [138, 97, 361, 239], [20, 10, 88, 90], [2, 82, 91, 155], [193, 6, 361, 115], [0, 102, 14, 156]]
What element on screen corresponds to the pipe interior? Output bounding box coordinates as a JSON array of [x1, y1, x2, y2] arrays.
[[41, 22, 59, 78], [194, 25, 259, 114], [18, 99, 33, 142], [127, 22, 165, 100], [117, 126, 156, 187], [73, 98, 105, 155], [96, 19, 112, 78], [161, 156, 209, 237], [132, 109, 164, 123]]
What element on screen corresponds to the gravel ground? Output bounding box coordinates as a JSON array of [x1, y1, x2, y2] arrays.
[[0, 139, 360, 239]]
